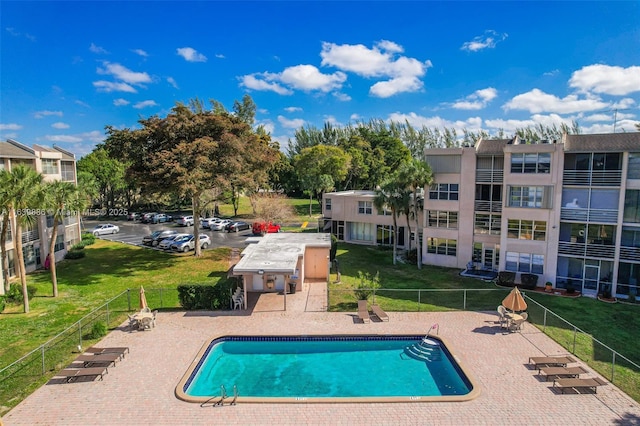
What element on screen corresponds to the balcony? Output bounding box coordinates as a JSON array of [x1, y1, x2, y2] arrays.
[[620, 246, 640, 262], [476, 169, 503, 183], [474, 200, 502, 213], [560, 208, 618, 223], [558, 241, 615, 259], [563, 170, 622, 186]]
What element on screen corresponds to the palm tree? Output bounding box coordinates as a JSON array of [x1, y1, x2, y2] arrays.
[[0, 170, 12, 293], [397, 159, 433, 270], [44, 180, 86, 297], [374, 177, 410, 265], [6, 165, 44, 313]]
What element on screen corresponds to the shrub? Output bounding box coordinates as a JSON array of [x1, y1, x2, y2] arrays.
[[353, 271, 380, 301], [178, 282, 233, 310], [330, 234, 338, 261], [0, 296, 5, 313], [497, 271, 516, 287], [520, 273, 539, 290], [71, 242, 86, 250], [6, 284, 37, 304], [406, 248, 418, 265], [86, 321, 108, 339], [65, 249, 86, 260], [81, 233, 96, 245]]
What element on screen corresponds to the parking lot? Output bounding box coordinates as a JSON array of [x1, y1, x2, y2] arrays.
[[83, 218, 250, 251]]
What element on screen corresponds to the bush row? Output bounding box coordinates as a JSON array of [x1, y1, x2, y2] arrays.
[[177, 282, 234, 310]]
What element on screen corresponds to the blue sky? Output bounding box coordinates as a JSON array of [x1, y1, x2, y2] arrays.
[[1, 1, 639, 158]]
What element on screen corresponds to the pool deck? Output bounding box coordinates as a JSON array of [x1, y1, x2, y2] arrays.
[[4, 281, 640, 425]]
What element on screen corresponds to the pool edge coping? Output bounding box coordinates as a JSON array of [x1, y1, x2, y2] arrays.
[[174, 333, 481, 404]]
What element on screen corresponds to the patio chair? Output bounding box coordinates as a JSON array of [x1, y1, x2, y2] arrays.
[[509, 317, 525, 332], [529, 355, 576, 371], [85, 346, 130, 358], [553, 376, 607, 393], [139, 316, 153, 331], [357, 300, 370, 324], [521, 312, 529, 321], [127, 314, 139, 331], [152, 310, 158, 327], [371, 304, 389, 322], [74, 353, 120, 368], [497, 305, 508, 328], [56, 366, 108, 383], [141, 307, 151, 313], [538, 366, 588, 381]]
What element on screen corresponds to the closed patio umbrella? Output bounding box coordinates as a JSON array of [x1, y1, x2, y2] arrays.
[[502, 286, 527, 312], [139, 286, 148, 311]]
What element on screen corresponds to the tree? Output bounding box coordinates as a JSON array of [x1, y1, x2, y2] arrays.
[[396, 159, 433, 270], [294, 145, 350, 215], [374, 177, 410, 265], [77, 148, 127, 209], [5, 165, 44, 313], [0, 170, 11, 293], [43, 181, 86, 297]]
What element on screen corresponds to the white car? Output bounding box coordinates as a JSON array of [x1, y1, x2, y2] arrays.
[[176, 215, 194, 226], [92, 223, 119, 236], [170, 234, 211, 252], [158, 233, 189, 250], [200, 217, 219, 228], [210, 219, 232, 231]]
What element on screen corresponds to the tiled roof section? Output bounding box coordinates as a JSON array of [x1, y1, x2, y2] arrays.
[[53, 145, 76, 160], [33, 144, 58, 153], [476, 138, 511, 155], [0, 139, 35, 158], [564, 133, 640, 152]]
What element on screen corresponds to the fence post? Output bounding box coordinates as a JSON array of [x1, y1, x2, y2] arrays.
[[572, 326, 577, 354], [160, 288, 164, 308], [78, 320, 82, 349], [41, 345, 46, 375], [106, 303, 110, 328], [543, 309, 547, 332], [612, 352, 616, 383], [127, 288, 131, 312], [418, 290, 421, 312], [463, 289, 467, 310]]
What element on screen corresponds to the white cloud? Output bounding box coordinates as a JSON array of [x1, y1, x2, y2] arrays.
[[484, 118, 537, 133], [503, 88, 609, 114], [51, 122, 70, 129], [132, 49, 148, 57], [93, 80, 137, 93], [167, 77, 179, 89], [333, 92, 351, 101], [320, 40, 431, 97], [278, 115, 305, 129], [284, 107, 302, 113], [323, 115, 341, 126], [113, 98, 130, 106], [569, 64, 640, 96], [256, 119, 275, 135], [45, 134, 82, 143], [279, 65, 346, 92], [350, 113, 362, 121], [6, 27, 35, 41], [461, 30, 508, 52], [239, 74, 293, 95], [176, 47, 207, 62], [611, 98, 636, 109], [544, 69, 560, 77], [215, 53, 225, 59], [75, 100, 90, 108], [34, 110, 63, 119], [0, 123, 22, 130], [97, 62, 151, 85], [387, 112, 483, 133], [89, 43, 109, 54], [45, 130, 103, 144], [133, 100, 158, 109], [451, 87, 498, 110]]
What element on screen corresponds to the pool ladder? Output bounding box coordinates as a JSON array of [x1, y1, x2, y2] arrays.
[[214, 384, 239, 406], [403, 324, 442, 362]]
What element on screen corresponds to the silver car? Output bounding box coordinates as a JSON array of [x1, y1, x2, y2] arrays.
[[170, 234, 211, 252], [92, 223, 119, 236], [158, 233, 189, 250]]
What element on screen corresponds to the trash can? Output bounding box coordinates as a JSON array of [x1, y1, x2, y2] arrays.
[[289, 282, 296, 294]]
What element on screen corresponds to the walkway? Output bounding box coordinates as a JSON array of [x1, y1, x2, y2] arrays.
[[3, 305, 640, 425]]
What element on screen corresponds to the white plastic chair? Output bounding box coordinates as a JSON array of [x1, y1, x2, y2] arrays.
[[497, 306, 507, 328], [152, 310, 158, 327]]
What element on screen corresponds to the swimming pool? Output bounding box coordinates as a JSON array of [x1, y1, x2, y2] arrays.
[[176, 335, 479, 403]]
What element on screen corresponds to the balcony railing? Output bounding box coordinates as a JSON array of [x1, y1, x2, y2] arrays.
[[619, 246, 640, 262], [560, 208, 618, 223], [476, 169, 503, 183], [474, 200, 502, 213], [563, 170, 622, 186], [558, 241, 616, 259]]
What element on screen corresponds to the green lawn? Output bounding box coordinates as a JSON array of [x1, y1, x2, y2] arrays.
[[0, 239, 638, 414]]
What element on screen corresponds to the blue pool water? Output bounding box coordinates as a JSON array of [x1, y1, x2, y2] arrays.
[[183, 336, 473, 399]]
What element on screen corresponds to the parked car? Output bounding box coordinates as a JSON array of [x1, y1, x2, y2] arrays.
[[157, 233, 189, 250], [151, 213, 171, 224], [142, 229, 178, 246], [226, 221, 251, 233], [127, 212, 141, 221], [92, 223, 119, 236], [176, 215, 194, 226], [141, 212, 158, 223], [252, 221, 281, 235], [170, 234, 211, 252], [210, 219, 231, 231], [200, 217, 219, 228]]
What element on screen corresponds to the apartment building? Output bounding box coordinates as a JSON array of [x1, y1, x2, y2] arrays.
[[322, 132, 640, 300], [0, 139, 82, 295]]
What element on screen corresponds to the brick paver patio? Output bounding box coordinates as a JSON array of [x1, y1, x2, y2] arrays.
[[3, 282, 640, 425]]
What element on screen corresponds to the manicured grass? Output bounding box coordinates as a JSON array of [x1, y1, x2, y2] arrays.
[[1, 239, 638, 413]]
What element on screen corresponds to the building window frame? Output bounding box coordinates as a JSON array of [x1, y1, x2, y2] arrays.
[[505, 251, 544, 274], [427, 210, 458, 229], [507, 219, 546, 241], [41, 159, 59, 175], [429, 183, 459, 201], [324, 198, 332, 212], [510, 152, 551, 174], [357, 201, 372, 215], [427, 237, 457, 256]]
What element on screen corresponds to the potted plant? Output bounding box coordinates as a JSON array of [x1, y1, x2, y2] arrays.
[[566, 279, 576, 295], [545, 282, 553, 292]]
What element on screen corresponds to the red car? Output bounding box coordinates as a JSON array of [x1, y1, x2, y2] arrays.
[[252, 221, 281, 235]]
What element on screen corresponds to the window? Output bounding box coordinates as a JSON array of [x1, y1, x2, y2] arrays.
[[357, 201, 372, 215], [21, 222, 39, 243], [41, 159, 59, 174], [625, 190, 640, 223], [349, 222, 374, 241], [425, 155, 461, 173], [510, 153, 550, 173], [60, 161, 76, 181], [429, 183, 459, 201], [505, 252, 544, 273], [621, 226, 640, 248], [54, 234, 65, 252], [629, 153, 640, 179], [427, 211, 458, 229], [564, 152, 622, 171], [507, 219, 546, 241], [46, 215, 55, 228], [474, 213, 501, 235], [427, 237, 457, 256], [475, 184, 502, 202], [508, 186, 552, 208], [23, 244, 36, 266], [324, 198, 332, 212], [376, 225, 394, 245]]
